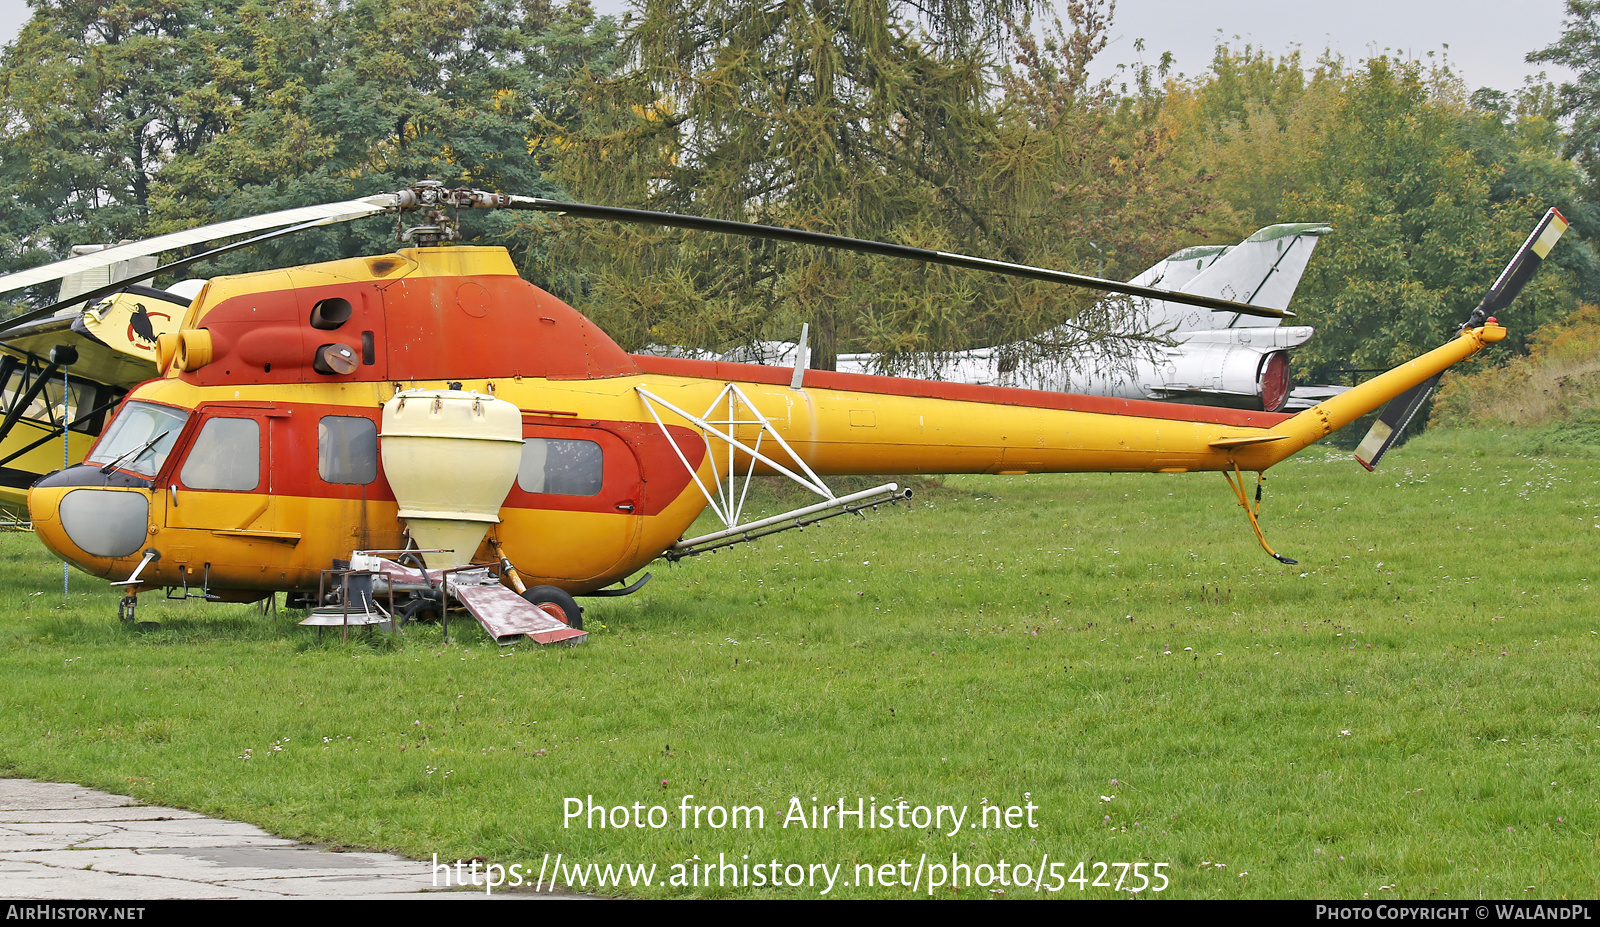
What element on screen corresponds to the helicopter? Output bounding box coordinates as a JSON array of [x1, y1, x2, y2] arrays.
[[0, 215, 1327, 516], [0, 184, 1568, 645]]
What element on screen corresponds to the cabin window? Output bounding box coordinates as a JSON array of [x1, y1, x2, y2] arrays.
[[179, 417, 260, 491], [517, 437, 603, 496], [86, 401, 189, 477], [319, 415, 377, 484]]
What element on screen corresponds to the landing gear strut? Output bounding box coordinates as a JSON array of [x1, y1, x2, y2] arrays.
[[116, 590, 159, 629]]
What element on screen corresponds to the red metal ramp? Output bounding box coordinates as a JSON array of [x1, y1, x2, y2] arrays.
[[343, 555, 587, 646], [447, 579, 587, 646]]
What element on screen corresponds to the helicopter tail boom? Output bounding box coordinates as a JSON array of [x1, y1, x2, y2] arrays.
[[629, 321, 1504, 480], [1246, 322, 1508, 469]]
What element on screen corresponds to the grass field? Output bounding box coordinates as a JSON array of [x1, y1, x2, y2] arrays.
[[0, 428, 1595, 898]]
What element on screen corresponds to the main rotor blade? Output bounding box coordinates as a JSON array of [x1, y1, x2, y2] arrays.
[[491, 196, 1294, 320], [0, 193, 402, 299], [0, 213, 371, 337]]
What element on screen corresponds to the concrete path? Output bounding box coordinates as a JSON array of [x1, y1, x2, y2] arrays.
[[0, 779, 571, 899]]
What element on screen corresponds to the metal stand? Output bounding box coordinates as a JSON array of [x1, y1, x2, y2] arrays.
[[306, 567, 397, 642]]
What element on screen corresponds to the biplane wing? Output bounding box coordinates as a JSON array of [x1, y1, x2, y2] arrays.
[[1, 285, 187, 389]]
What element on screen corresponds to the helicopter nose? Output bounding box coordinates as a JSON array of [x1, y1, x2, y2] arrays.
[[29, 467, 153, 565]]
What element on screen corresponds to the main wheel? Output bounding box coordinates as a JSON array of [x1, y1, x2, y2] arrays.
[[521, 585, 583, 630], [396, 593, 442, 625]]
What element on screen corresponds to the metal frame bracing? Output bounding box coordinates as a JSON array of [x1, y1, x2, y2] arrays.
[[634, 382, 908, 559]]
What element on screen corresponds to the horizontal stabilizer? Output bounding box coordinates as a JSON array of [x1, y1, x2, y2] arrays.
[[1210, 434, 1292, 449]]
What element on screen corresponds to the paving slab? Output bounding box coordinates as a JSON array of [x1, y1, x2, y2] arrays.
[[0, 779, 581, 899], [0, 807, 207, 823]]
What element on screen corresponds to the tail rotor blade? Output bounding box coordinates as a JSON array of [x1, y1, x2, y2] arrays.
[[1353, 207, 1569, 470], [1353, 375, 1439, 471], [1462, 207, 1570, 331]]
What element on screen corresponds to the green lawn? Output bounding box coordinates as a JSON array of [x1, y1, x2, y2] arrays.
[[0, 429, 1595, 898]]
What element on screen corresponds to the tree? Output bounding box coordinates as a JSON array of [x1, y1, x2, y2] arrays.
[[1158, 44, 1342, 239], [0, 0, 239, 278], [149, 0, 620, 278], [0, 0, 619, 290], [556, 0, 1225, 372], [1529, 0, 1600, 198], [1460, 83, 1600, 305], [1281, 57, 1581, 380], [556, 0, 1028, 368]]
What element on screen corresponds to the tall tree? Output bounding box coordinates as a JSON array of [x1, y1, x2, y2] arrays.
[[558, 0, 1026, 369], [556, 0, 1224, 371], [1529, 0, 1600, 199], [1159, 45, 1343, 239], [0, 0, 238, 275], [1282, 57, 1580, 380], [1462, 82, 1600, 304], [150, 0, 619, 277], [0, 0, 619, 288]]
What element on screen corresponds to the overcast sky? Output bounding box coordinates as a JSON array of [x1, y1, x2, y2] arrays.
[[0, 0, 1579, 94]]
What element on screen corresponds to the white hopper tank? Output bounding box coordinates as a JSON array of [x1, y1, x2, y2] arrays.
[[380, 389, 523, 569]]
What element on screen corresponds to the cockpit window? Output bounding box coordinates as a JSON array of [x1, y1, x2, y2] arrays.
[[0, 361, 105, 434], [86, 401, 189, 477]]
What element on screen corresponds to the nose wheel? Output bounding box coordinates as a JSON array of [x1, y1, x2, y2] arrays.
[[116, 591, 160, 630], [111, 549, 164, 627]]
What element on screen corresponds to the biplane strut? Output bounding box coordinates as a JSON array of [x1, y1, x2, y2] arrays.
[[636, 383, 912, 560]]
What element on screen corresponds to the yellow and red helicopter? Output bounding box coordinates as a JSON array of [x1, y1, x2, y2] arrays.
[[0, 184, 1568, 644]]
